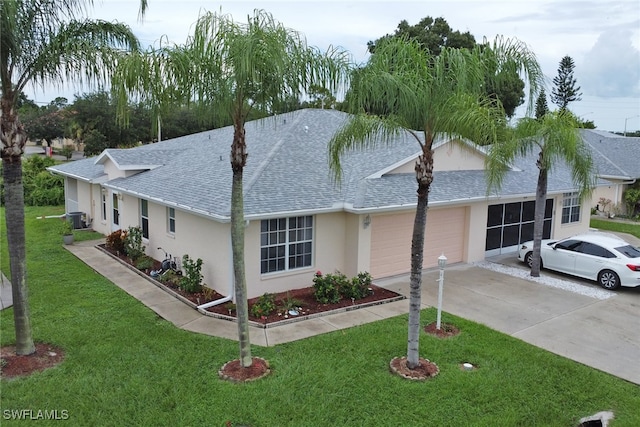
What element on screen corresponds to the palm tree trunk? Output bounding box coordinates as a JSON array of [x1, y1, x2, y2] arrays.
[[530, 151, 548, 278], [230, 120, 252, 368], [406, 144, 433, 369], [406, 184, 429, 368], [2, 157, 36, 355], [1, 96, 35, 356]]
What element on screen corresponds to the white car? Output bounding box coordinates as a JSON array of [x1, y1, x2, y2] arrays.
[[517, 232, 640, 290]]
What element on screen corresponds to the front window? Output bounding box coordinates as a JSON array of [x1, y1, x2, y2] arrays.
[[167, 207, 175, 234], [140, 199, 149, 239], [260, 216, 313, 274], [561, 192, 581, 224]]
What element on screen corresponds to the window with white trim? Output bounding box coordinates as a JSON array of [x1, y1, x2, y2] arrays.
[[101, 191, 107, 221], [167, 207, 175, 234], [112, 193, 119, 226], [260, 216, 313, 274], [140, 199, 149, 239], [561, 192, 581, 224]]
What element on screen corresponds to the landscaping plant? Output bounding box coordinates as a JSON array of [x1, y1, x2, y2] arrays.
[[180, 254, 203, 293], [105, 229, 127, 255], [312, 271, 343, 304], [124, 226, 144, 262], [250, 293, 276, 318]]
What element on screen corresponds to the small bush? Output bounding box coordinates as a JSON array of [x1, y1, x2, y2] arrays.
[[135, 256, 154, 271], [60, 144, 74, 160], [312, 271, 344, 304], [180, 254, 203, 293], [340, 271, 373, 300], [280, 292, 303, 314], [106, 229, 127, 254], [124, 226, 144, 261], [250, 293, 276, 318]]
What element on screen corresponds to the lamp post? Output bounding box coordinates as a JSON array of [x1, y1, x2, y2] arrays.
[[624, 115, 640, 137], [436, 253, 447, 330]]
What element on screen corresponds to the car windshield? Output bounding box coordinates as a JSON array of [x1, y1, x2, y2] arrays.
[[615, 245, 640, 258]]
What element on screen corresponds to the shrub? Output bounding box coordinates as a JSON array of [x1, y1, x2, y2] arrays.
[[124, 226, 144, 261], [250, 293, 276, 318], [279, 292, 303, 314], [312, 271, 344, 304], [340, 271, 373, 300], [135, 256, 154, 272], [105, 229, 127, 254], [180, 254, 203, 293]]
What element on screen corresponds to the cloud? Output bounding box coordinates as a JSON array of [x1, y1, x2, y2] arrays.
[[579, 29, 640, 98]]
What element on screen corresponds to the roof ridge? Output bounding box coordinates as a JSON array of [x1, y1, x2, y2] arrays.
[[243, 110, 306, 195]]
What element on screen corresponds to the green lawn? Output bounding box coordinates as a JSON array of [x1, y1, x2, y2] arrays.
[[591, 217, 640, 239], [2, 207, 640, 426]]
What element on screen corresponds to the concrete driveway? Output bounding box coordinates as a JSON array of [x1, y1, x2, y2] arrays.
[[377, 249, 640, 385]]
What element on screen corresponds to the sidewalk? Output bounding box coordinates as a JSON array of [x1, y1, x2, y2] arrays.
[[0, 273, 12, 310]]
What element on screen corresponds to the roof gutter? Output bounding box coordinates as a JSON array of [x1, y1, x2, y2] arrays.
[[102, 183, 230, 223]]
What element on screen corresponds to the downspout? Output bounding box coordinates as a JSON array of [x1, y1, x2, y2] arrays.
[[196, 229, 236, 310]]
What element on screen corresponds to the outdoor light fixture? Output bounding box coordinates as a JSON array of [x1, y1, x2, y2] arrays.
[[363, 214, 371, 229], [436, 253, 447, 330]]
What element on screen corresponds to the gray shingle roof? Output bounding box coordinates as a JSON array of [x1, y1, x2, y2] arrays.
[[580, 129, 640, 179], [49, 109, 589, 220]]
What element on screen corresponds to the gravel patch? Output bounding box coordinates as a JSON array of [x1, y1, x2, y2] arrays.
[[473, 261, 614, 300]]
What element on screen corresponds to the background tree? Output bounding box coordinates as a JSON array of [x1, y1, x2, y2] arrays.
[[330, 36, 542, 371], [535, 88, 549, 120], [113, 9, 350, 370], [0, 0, 140, 355], [487, 111, 594, 277], [368, 16, 525, 117], [551, 55, 582, 112], [21, 99, 70, 146]]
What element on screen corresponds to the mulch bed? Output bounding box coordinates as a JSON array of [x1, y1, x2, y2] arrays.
[[98, 244, 404, 325], [1, 343, 65, 379]]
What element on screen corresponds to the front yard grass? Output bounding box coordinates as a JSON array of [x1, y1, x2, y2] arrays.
[[2, 207, 640, 426], [591, 217, 640, 239]]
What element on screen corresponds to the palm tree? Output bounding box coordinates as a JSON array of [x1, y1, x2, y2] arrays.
[[112, 10, 350, 368], [487, 111, 594, 277], [0, 0, 140, 355], [329, 36, 543, 370]]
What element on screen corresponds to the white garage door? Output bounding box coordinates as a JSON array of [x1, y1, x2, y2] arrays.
[[370, 207, 466, 278]]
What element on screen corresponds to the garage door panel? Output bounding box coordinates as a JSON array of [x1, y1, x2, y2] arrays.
[[370, 208, 465, 278]]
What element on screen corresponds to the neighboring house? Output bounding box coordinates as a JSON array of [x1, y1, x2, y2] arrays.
[[49, 109, 591, 299], [581, 129, 640, 216]]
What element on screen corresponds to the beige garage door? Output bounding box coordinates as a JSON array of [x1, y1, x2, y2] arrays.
[[370, 207, 466, 278]]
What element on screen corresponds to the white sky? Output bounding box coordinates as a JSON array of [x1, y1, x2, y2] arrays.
[[26, 0, 640, 132]]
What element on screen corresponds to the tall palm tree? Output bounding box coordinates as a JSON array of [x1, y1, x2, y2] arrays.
[[329, 36, 542, 370], [486, 111, 594, 277], [113, 10, 350, 368], [0, 0, 140, 355]]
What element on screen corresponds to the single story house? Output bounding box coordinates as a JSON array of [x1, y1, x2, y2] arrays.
[[49, 109, 592, 299], [581, 129, 640, 216]]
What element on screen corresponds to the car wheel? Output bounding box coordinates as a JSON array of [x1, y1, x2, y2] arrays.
[[524, 252, 534, 268], [598, 270, 620, 290], [524, 252, 542, 269]]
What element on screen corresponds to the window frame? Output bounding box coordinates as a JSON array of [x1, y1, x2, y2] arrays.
[[167, 207, 176, 234], [101, 190, 107, 221], [140, 199, 149, 239], [260, 216, 313, 274], [561, 192, 581, 224]]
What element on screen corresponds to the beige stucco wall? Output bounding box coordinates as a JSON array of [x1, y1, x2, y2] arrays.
[[243, 212, 362, 298], [432, 141, 486, 172], [592, 182, 629, 215]]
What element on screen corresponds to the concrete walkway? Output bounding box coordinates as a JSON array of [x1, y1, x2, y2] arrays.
[[3, 238, 639, 385]]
